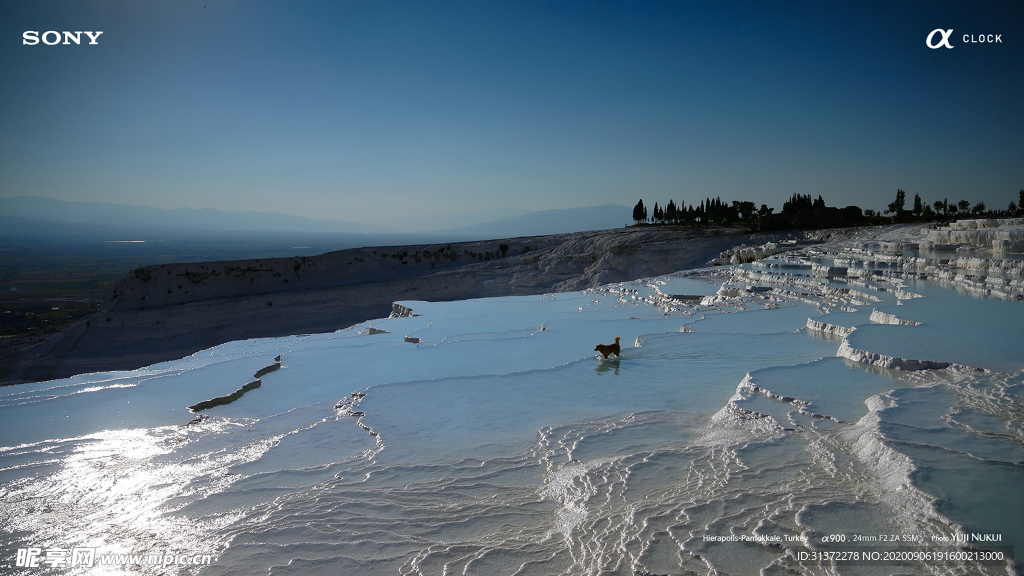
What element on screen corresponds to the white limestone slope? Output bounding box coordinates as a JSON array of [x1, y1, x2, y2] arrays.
[[703, 219, 1023, 373], [921, 218, 1024, 253]]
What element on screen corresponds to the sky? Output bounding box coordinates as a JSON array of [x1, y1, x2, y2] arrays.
[[1, 1, 1021, 227]]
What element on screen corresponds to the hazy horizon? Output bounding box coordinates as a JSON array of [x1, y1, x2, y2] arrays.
[[1, 195, 638, 237], [2, 2, 1022, 226]]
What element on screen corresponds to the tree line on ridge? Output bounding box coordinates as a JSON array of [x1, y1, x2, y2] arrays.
[[631, 190, 1024, 231]]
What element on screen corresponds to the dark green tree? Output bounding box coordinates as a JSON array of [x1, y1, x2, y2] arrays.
[[912, 194, 923, 218], [782, 193, 813, 215], [733, 201, 756, 222], [632, 199, 646, 224], [665, 199, 677, 223], [887, 189, 907, 220], [840, 205, 864, 225]]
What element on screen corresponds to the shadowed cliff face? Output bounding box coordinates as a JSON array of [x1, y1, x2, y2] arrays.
[[3, 226, 768, 384], [101, 239, 551, 313]]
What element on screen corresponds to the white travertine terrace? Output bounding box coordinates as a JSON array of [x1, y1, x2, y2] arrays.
[[811, 263, 847, 277], [868, 309, 921, 326], [836, 339, 951, 371], [805, 318, 855, 337], [700, 219, 1023, 372], [920, 218, 1024, 253], [709, 239, 818, 265]]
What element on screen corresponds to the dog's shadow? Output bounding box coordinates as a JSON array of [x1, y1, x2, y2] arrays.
[[594, 356, 620, 375]]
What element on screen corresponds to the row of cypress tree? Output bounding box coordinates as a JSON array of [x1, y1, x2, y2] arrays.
[[631, 190, 1023, 228], [632, 197, 760, 225]]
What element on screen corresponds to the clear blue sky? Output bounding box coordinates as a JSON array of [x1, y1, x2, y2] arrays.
[[1, 1, 1021, 226]]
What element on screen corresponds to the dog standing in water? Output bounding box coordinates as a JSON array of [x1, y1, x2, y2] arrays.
[[594, 336, 621, 359]]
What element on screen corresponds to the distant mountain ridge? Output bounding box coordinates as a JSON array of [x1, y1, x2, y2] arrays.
[[0, 196, 632, 239], [440, 204, 632, 238], [0, 196, 381, 235], [387, 207, 534, 232]]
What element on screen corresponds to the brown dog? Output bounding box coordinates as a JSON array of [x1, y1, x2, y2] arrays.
[[594, 336, 621, 359]]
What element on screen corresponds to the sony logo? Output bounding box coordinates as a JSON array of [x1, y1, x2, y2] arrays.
[[23, 31, 104, 45]]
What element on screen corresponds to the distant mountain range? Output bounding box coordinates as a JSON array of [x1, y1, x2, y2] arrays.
[[0, 196, 381, 236], [0, 196, 632, 240], [440, 204, 631, 238], [387, 207, 534, 232]]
